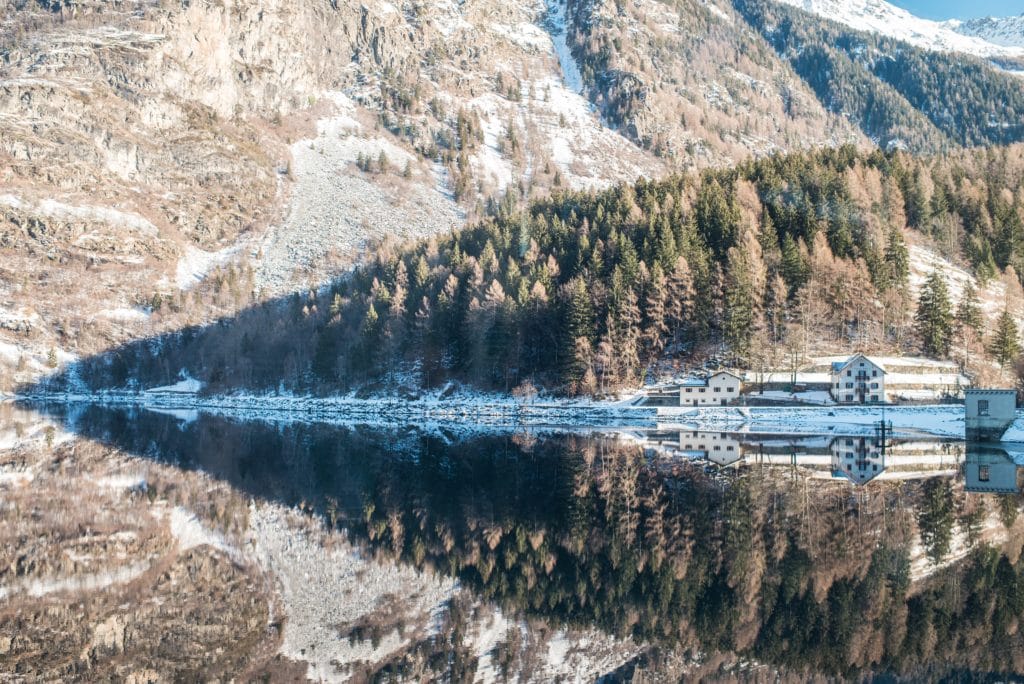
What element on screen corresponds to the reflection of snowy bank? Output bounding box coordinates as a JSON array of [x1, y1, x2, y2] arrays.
[[27, 387, 659, 431], [657, 404, 970, 438]]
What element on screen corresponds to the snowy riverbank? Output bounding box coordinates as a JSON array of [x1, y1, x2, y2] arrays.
[[10, 385, 997, 440], [16, 385, 660, 430]]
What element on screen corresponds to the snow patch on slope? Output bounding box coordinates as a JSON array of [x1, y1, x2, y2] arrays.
[[544, 0, 585, 94], [0, 194, 159, 236], [175, 244, 242, 290], [774, 0, 1024, 59]]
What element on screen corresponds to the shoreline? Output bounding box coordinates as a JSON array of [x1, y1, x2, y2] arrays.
[[6, 391, 991, 438]]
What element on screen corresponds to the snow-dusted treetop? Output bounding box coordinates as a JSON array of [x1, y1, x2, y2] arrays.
[[774, 0, 1024, 58]]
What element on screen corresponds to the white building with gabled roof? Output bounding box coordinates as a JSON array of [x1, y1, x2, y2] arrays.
[[827, 354, 969, 404], [678, 370, 744, 406], [830, 353, 886, 404]]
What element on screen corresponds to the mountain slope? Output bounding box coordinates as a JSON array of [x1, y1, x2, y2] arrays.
[[736, 0, 1024, 150], [772, 0, 1024, 60], [949, 14, 1024, 49], [563, 0, 865, 166]]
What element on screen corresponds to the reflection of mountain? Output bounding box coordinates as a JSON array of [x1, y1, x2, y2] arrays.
[[20, 402, 1024, 678]]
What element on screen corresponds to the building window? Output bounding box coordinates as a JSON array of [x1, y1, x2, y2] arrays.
[[845, 395, 853, 402], [859, 362, 865, 367], [846, 439, 853, 446], [980, 465, 991, 482], [847, 370, 852, 377], [685, 388, 692, 393], [871, 383, 878, 389], [727, 446, 734, 451], [846, 382, 853, 389], [979, 400, 990, 416], [714, 386, 721, 392], [699, 388, 706, 393], [714, 446, 721, 451], [871, 395, 879, 403], [727, 387, 735, 392], [872, 370, 878, 377]]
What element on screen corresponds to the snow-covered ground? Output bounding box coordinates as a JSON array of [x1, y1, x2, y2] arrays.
[[774, 0, 1024, 60]]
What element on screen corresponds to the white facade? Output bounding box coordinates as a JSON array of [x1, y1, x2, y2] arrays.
[[830, 354, 886, 404], [679, 371, 743, 406]]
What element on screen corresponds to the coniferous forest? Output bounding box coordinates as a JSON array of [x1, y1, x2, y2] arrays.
[[55, 145, 1024, 397]]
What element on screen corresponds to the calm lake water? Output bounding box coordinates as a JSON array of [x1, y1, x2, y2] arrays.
[[4, 402, 1024, 681]]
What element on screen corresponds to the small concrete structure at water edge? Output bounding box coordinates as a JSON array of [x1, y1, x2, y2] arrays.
[[965, 389, 1017, 442]]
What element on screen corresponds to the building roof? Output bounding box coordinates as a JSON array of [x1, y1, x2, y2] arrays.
[[710, 369, 745, 382], [831, 353, 887, 375]]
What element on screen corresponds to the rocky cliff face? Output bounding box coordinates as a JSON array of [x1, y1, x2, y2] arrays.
[[0, 0, 869, 389]]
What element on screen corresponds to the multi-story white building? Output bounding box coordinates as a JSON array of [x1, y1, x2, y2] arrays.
[[830, 354, 886, 404], [678, 370, 744, 407], [828, 354, 969, 404]]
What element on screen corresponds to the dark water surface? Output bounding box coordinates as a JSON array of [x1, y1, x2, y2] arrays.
[[13, 401, 1024, 679]]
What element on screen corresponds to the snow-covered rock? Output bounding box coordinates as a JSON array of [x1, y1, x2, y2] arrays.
[[947, 14, 1024, 49]]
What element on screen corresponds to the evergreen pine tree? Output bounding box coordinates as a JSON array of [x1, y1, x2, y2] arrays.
[[884, 228, 910, 289], [956, 283, 984, 334], [779, 234, 808, 291], [558, 277, 594, 390], [914, 271, 953, 357], [990, 309, 1021, 367], [723, 244, 756, 360]]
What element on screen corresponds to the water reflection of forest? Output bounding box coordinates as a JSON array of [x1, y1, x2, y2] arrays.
[[28, 404, 1024, 678]]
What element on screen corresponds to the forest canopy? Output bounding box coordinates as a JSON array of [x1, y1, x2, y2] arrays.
[[63, 144, 1024, 397]]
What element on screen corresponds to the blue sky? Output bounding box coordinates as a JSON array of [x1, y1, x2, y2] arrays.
[[889, 0, 1023, 20]]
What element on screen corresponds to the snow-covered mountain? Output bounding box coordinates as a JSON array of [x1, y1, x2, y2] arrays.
[[947, 14, 1024, 49], [774, 0, 1024, 58]]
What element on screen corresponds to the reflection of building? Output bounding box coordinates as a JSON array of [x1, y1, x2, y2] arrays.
[[830, 436, 886, 484], [652, 428, 962, 483], [965, 389, 1017, 442], [678, 371, 743, 407], [677, 431, 743, 465], [965, 448, 1021, 494]]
